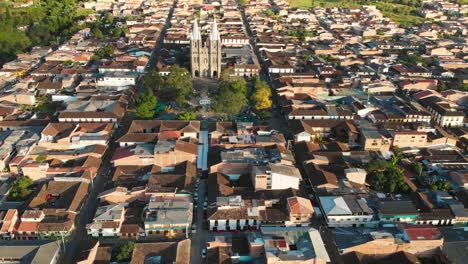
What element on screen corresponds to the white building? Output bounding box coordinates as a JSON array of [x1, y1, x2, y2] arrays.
[[86, 203, 125, 237], [319, 196, 374, 227], [251, 163, 302, 191]]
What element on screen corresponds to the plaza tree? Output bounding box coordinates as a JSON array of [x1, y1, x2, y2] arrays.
[[252, 78, 272, 111], [177, 112, 197, 121], [143, 70, 164, 92], [161, 65, 193, 106], [212, 86, 248, 117], [136, 89, 158, 119]]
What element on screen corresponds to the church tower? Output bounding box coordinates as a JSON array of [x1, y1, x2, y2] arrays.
[[209, 19, 222, 79], [190, 19, 221, 79]]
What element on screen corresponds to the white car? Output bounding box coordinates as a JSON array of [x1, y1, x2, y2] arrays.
[[201, 249, 207, 258]]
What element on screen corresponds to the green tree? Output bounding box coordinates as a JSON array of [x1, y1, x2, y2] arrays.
[[264, 9, 275, 17], [104, 12, 114, 25], [230, 79, 249, 95], [92, 27, 103, 39], [35, 154, 48, 163], [219, 68, 237, 83], [63, 60, 73, 67], [7, 176, 33, 201], [393, 146, 404, 160], [93, 44, 114, 60], [213, 85, 248, 117], [252, 79, 272, 111], [136, 89, 158, 119], [439, 82, 448, 92], [143, 70, 164, 92], [116, 241, 135, 262], [177, 112, 197, 121], [35, 95, 57, 113], [367, 157, 409, 193], [161, 65, 192, 105], [413, 162, 424, 177], [239, 0, 248, 6], [430, 180, 452, 192]]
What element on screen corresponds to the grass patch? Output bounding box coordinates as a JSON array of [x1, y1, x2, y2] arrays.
[[286, 0, 423, 26], [76, 8, 95, 18]]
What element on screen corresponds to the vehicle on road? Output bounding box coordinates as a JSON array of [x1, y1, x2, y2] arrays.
[[201, 248, 207, 258]]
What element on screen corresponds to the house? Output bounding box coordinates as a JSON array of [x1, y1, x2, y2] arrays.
[[290, 120, 357, 142], [97, 72, 137, 88], [23, 180, 89, 238], [0, 240, 61, 263], [419, 97, 465, 128], [40, 122, 114, 150], [304, 163, 340, 189], [286, 196, 314, 226], [319, 195, 374, 227], [360, 127, 391, 152], [378, 200, 419, 223], [344, 168, 367, 185], [111, 141, 198, 168], [117, 120, 200, 147], [15, 210, 43, 240], [143, 195, 192, 236], [251, 163, 301, 191], [334, 225, 443, 258], [130, 240, 191, 264], [260, 228, 330, 263], [401, 224, 444, 257], [86, 203, 126, 237], [0, 209, 19, 239], [58, 100, 126, 123]]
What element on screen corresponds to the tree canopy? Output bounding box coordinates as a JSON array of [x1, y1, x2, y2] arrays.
[[7, 176, 33, 201], [367, 155, 409, 193], [116, 241, 135, 262], [136, 89, 158, 119], [177, 112, 197, 121], [212, 74, 248, 117], [212, 87, 248, 117], [35, 154, 48, 163], [0, 0, 90, 65], [92, 44, 114, 60], [143, 70, 164, 92], [161, 65, 193, 106], [252, 78, 272, 111]]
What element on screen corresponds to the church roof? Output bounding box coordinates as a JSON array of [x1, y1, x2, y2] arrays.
[[192, 19, 201, 40], [210, 19, 220, 41]]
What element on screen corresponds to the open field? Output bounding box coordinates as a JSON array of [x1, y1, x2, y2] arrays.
[[286, 0, 424, 26]]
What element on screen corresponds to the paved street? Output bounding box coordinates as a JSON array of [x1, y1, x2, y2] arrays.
[[190, 178, 208, 264], [61, 111, 135, 263]]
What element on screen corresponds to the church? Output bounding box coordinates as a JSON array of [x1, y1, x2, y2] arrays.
[[190, 19, 222, 79]]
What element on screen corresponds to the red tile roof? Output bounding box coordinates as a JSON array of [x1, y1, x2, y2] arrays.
[[16, 221, 38, 232], [403, 224, 442, 241]]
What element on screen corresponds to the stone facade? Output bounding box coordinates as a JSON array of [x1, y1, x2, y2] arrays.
[[190, 19, 221, 79]]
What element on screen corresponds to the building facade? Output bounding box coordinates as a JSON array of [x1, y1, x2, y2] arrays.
[[190, 19, 222, 79]]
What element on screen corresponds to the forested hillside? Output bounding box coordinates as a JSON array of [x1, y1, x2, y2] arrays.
[[0, 0, 91, 65]]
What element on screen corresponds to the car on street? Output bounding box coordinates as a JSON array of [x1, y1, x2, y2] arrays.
[[201, 248, 207, 259]]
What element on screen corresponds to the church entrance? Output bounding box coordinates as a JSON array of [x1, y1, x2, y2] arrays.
[[212, 71, 218, 79], [194, 70, 199, 78]]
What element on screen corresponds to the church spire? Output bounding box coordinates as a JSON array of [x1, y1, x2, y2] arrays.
[[210, 18, 220, 41], [192, 19, 201, 40]]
